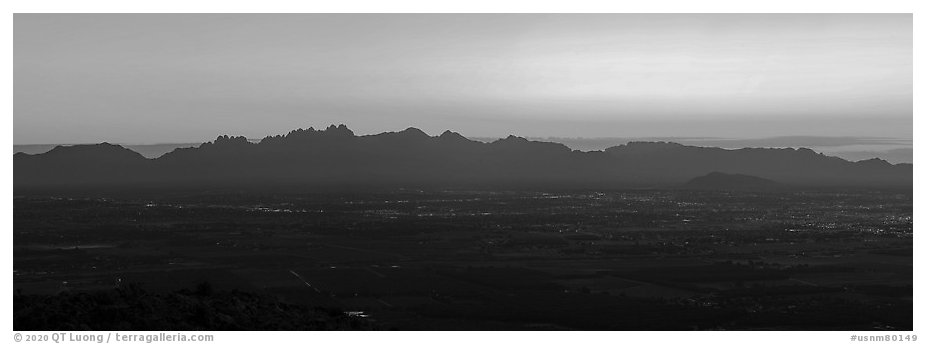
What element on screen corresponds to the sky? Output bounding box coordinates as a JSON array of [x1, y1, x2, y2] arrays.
[[14, 14, 912, 144]]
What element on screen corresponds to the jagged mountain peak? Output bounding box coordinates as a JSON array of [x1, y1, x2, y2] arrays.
[[324, 124, 354, 136], [211, 135, 250, 145], [285, 127, 317, 137]]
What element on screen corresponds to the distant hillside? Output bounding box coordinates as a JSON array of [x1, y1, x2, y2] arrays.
[[684, 172, 780, 191], [13, 125, 912, 192], [14, 143, 200, 159]]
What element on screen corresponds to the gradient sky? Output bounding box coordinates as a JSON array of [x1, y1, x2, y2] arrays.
[[14, 14, 912, 144]]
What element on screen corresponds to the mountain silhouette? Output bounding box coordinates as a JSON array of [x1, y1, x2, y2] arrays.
[[14, 125, 912, 192], [683, 172, 780, 191]]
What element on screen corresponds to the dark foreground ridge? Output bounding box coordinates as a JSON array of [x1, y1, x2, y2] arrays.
[[14, 282, 377, 330], [14, 125, 912, 192]]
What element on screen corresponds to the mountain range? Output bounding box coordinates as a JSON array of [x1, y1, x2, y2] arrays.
[[13, 125, 912, 192]]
